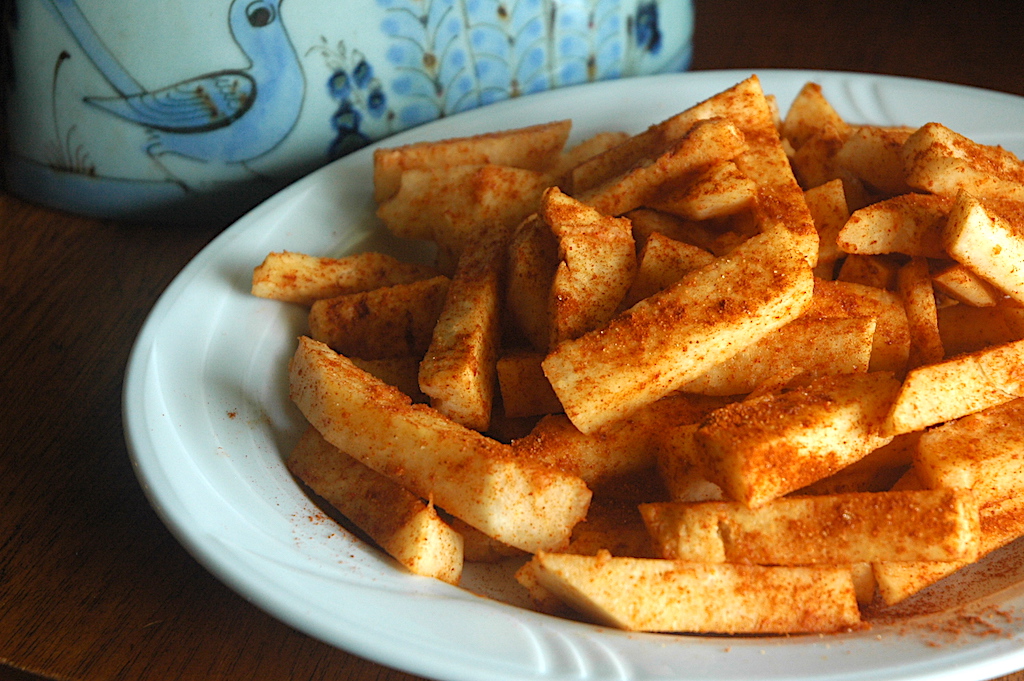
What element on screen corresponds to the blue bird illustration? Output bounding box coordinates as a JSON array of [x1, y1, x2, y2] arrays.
[[44, 0, 304, 176]]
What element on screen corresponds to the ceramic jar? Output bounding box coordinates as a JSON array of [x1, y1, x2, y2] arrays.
[[1, 0, 694, 225]]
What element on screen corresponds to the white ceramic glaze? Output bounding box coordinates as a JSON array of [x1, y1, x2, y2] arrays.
[[123, 70, 1024, 681], [1, 0, 693, 224]]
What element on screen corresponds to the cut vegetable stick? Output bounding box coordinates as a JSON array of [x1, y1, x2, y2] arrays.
[[781, 82, 852, 150], [641, 488, 981, 565], [680, 316, 875, 396], [525, 552, 861, 634], [805, 278, 911, 374], [577, 117, 747, 217], [543, 227, 813, 434], [695, 371, 901, 507], [547, 130, 631, 190], [287, 426, 464, 584], [837, 193, 952, 259], [373, 119, 571, 202], [714, 76, 821, 265], [543, 187, 636, 344], [512, 393, 722, 487], [655, 422, 728, 504], [804, 178, 850, 277], [290, 337, 592, 552], [903, 122, 1024, 201], [915, 398, 1024, 505], [931, 262, 1002, 307], [308, 276, 450, 360], [621, 232, 716, 308], [649, 160, 757, 220], [884, 338, 1024, 435], [788, 122, 849, 194], [512, 414, 656, 487], [572, 76, 764, 195], [834, 125, 914, 196], [836, 254, 900, 290], [377, 164, 547, 251], [505, 214, 559, 352], [897, 257, 945, 368], [873, 493, 1024, 605], [419, 225, 507, 431], [251, 251, 439, 306], [943, 191, 1024, 305]]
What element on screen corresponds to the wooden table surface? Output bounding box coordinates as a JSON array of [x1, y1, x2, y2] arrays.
[[3, 1, 1024, 680]]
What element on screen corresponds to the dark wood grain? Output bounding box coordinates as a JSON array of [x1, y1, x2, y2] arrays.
[[690, 0, 1024, 97], [2, 1, 1023, 680]]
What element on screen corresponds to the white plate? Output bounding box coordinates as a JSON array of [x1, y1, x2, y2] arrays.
[[124, 70, 1024, 681]]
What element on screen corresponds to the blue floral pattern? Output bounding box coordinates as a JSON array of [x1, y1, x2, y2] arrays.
[[314, 0, 672, 159], [309, 37, 394, 159], [634, 1, 662, 54]]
